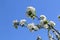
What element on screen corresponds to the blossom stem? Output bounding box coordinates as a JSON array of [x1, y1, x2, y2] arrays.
[[35, 16, 40, 20], [51, 27, 60, 40], [51, 27, 60, 35]]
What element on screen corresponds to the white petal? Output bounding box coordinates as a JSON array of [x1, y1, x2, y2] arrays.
[[44, 24, 49, 29], [34, 26, 39, 30], [27, 6, 35, 11], [13, 20, 18, 23]]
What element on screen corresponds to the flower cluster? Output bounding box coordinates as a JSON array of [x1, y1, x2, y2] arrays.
[[26, 6, 56, 30], [40, 15, 55, 29], [13, 19, 26, 29], [13, 6, 60, 40]]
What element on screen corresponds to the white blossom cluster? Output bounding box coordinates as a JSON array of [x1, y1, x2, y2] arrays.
[[26, 6, 56, 31], [13, 19, 26, 28], [13, 15, 56, 32], [13, 6, 60, 40], [40, 15, 55, 29]]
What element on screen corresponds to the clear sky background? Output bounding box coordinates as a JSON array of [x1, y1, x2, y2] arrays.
[[0, 0, 60, 40]]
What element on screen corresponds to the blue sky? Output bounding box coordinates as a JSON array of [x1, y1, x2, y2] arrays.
[[0, 0, 60, 40]]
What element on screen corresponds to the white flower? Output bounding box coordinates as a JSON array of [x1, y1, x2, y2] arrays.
[[40, 19, 48, 26], [40, 19, 48, 29], [48, 21, 55, 27], [20, 19, 26, 26], [40, 15, 46, 20], [27, 23, 38, 32], [13, 20, 19, 29], [26, 6, 36, 19], [27, 23, 34, 29], [27, 23, 35, 32]]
